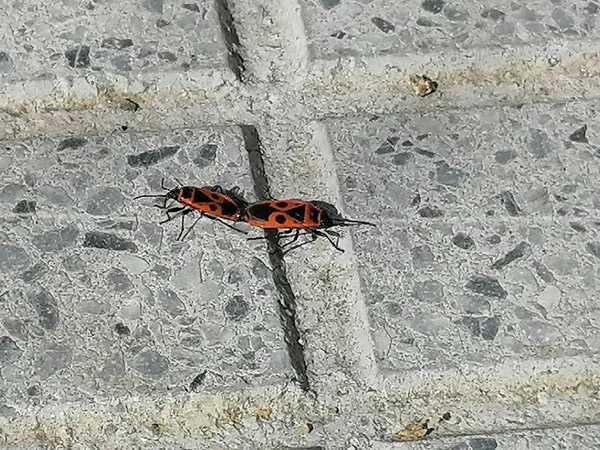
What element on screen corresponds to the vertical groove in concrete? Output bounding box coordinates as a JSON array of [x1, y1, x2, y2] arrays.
[[240, 125, 311, 392], [215, 0, 246, 82]]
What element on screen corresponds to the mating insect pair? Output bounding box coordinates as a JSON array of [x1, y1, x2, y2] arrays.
[[134, 180, 375, 254]]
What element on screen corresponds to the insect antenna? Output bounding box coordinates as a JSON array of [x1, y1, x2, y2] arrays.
[[132, 193, 168, 200], [331, 217, 376, 227]]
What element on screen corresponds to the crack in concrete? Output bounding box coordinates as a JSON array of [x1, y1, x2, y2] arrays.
[[215, 0, 246, 82], [240, 124, 311, 393]]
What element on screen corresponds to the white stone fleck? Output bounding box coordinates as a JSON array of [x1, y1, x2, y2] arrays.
[[537, 285, 561, 312], [120, 254, 149, 275]]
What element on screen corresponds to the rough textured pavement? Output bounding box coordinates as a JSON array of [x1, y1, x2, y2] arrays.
[[1, 0, 600, 449]]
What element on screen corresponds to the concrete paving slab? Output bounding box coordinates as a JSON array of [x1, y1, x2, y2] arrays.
[[1, 0, 600, 447], [299, 0, 599, 60], [0, 0, 227, 84], [0, 127, 293, 412], [326, 100, 600, 373]]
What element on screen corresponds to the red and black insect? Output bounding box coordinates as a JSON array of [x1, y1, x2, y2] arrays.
[[134, 179, 248, 240], [244, 199, 375, 253]]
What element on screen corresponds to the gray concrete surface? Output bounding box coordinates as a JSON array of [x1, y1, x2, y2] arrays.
[[1, 0, 599, 449]]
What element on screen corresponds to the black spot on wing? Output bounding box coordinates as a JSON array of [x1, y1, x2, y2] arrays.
[[309, 208, 320, 224], [219, 199, 239, 217], [275, 214, 287, 224], [276, 201, 289, 208], [246, 203, 277, 221], [286, 205, 306, 222], [191, 188, 212, 204]]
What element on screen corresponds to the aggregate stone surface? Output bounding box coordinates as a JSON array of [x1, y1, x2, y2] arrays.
[[0, 0, 227, 83], [300, 0, 600, 59], [1, 0, 600, 448], [327, 100, 600, 373], [0, 128, 291, 411]]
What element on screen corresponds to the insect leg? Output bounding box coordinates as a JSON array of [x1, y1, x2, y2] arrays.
[[202, 215, 248, 235], [248, 229, 294, 242], [152, 197, 175, 210], [281, 234, 317, 255], [311, 229, 345, 252], [179, 211, 202, 241], [324, 229, 341, 248], [279, 230, 301, 248], [159, 206, 188, 224]]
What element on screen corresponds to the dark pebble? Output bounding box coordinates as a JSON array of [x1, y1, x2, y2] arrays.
[[26, 385, 40, 396], [491, 241, 530, 270], [0, 336, 22, 363], [499, 191, 523, 216], [28, 289, 60, 330], [469, 437, 498, 450], [114, 323, 130, 335], [568, 125, 588, 143], [479, 316, 500, 340], [83, 232, 138, 252], [371, 17, 395, 33], [65, 46, 91, 68], [392, 152, 413, 166], [13, 200, 36, 214], [487, 235, 501, 244], [586, 2, 600, 14], [321, 0, 341, 8], [158, 51, 177, 62], [461, 316, 481, 338], [224, 296, 250, 321], [586, 241, 600, 258], [410, 194, 421, 207], [189, 371, 207, 392], [418, 206, 443, 218], [422, 0, 445, 14], [415, 148, 436, 158], [376, 141, 395, 154], [126, 145, 179, 167], [182, 3, 200, 12], [465, 275, 507, 299], [436, 162, 467, 187], [452, 232, 475, 250], [416, 18, 435, 27], [193, 143, 218, 167], [532, 261, 555, 282], [481, 8, 506, 21], [57, 137, 87, 150], [20, 262, 48, 283], [494, 150, 516, 164]]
